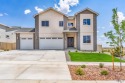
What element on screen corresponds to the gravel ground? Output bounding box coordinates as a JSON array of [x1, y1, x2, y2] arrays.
[[68, 65, 125, 80]]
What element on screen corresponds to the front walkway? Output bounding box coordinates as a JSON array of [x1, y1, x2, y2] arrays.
[[0, 50, 71, 80]]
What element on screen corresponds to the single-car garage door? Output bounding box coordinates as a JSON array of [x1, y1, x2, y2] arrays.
[[39, 37, 63, 50], [20, 38, 33, 50]]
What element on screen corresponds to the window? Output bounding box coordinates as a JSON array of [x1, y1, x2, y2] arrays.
[[46, 37, 51, 39], [83, 19, 91, 25], [68, 23, 73, 27], [6, 35, 9, 39], [58, 37, 63, 39], [52, 37, 57, 39], [83, 36, 91, 43], [28, 38, 32, 40], [59, 21, 63, 27], [22, 38, 26, 40], [40, 37, 45, 39], [41, 21, 49, 26]]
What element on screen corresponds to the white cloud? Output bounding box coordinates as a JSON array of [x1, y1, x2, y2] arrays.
[[24, 9, 31, 14], [35, 6, 43, 13], [117, 12, 125, 23], [54, 0, 79, 14], [4, 13, 8, 15], [0, 13, 3, 16]]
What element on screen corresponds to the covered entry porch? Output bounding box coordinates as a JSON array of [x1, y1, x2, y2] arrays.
[[63, 31, 78, 49]]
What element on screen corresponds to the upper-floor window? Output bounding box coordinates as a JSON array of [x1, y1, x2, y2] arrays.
[[83, 19, 91, 25], [41, 21, 49, 27], [68, 23, 73, 27], [83, 35, 91, 43], [59, 21, 63, 27]]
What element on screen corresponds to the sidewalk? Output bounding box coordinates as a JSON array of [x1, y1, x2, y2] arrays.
[[67, 62, 125, 66], [0, 80, 124, 83]]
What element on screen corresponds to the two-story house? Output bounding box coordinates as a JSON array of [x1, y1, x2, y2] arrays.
[[16, 7, 98, 51]]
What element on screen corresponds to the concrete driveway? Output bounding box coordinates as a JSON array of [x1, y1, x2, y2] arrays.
[[0, 50, 71, 80], [0, 50, 66, 61]]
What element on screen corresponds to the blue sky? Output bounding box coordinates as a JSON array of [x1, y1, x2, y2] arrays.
[[0, 0, 125, 47]]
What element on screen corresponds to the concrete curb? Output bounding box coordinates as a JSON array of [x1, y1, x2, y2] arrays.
[[67, 62, 125, 66], [0, 80, 124, 83]]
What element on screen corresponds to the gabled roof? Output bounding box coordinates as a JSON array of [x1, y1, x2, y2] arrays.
[[0, 23, 10, 28], [15, 28, 35, 33], [75, 8, 99, 16], [34, 7, 68, 17]]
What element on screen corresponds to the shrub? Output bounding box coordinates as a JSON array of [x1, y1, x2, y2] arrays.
[[102, 50, 104, 53], [99, 63, 104, 68], [75, 67, 84, 76], [68, 50, 70, 53], [6, 49, 9, 51], [75, 50, 78, 52], [100, 70, 108, 75], [81, 65, 86, 68]]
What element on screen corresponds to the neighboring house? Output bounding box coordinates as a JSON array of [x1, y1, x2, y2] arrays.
[[16, 7, 98, 51], [0, 24, 13, 43], [0, 24, 33, 43]]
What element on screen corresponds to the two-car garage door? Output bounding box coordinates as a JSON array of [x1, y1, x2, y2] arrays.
[[39, 37, 63, 50], [20, 37, 63, 50]]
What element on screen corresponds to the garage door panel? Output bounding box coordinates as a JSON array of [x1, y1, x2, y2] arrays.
[[39, 38, 63, 50], [20, 38, 33, 50]]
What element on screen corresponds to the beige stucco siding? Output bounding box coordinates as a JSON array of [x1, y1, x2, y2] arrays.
[[80, 14, 94, 50], [20, 33, 33, 38], [67, 19, 75, 27], [39, 10, 64, 34], [80, 33, 93, 50], [39, 33, 63, 37], [80, 14, 94, 32]]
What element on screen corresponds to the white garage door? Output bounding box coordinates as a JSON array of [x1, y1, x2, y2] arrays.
[[39, 37, 63, 50], [20, 38, 33, 50]]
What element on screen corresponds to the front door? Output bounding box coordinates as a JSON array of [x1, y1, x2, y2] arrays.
[[67, 37, 74, 47]]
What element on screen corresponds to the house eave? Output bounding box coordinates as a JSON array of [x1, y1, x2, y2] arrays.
[[15, 32, 35, 33]]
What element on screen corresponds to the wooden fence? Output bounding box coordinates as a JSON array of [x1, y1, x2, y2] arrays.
[[0, 42, 16, 50]]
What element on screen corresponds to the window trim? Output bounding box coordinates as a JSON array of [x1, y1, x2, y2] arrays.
[[59, 21, 64, 27], [41, 21, 49, 27], [83, 35, 91, 43], [83, 19, 91, 25]]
